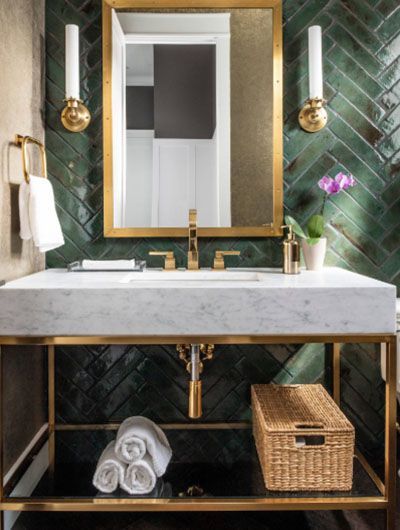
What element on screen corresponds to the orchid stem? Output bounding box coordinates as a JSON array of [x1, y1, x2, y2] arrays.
[[321, 194, 328, 217]]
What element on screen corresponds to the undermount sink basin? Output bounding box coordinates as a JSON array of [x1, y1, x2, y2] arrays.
[[120, 270, 262, 283]]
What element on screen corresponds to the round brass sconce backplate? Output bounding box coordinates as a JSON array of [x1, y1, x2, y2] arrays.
[[61, 99, 91, 132], [298, 99, 328, 133]]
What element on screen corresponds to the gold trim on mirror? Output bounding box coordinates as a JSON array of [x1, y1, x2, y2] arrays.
[[102, 0, 283, 238]]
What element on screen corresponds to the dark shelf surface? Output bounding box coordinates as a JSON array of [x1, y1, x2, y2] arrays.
[[9, 428, 382, 500]]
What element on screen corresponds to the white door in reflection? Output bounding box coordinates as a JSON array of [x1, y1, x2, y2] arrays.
[[113, 12, 231, 228]]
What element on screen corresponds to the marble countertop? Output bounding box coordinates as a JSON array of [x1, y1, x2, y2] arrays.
[[0, 267, 396, 336]]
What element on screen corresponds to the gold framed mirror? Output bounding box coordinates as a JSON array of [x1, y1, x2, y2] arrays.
[[103, 0, 283, 237]]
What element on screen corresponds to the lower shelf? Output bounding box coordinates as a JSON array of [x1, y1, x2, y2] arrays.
[[3, 427, 385, 511]]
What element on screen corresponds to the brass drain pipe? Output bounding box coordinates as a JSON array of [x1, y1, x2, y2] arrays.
[[189, 345, 202, 418], [177, 344, 214, 419]]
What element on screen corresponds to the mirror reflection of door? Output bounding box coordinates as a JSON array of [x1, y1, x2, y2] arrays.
[[113, 12, 231, 228], [111, 9, 275, 231]]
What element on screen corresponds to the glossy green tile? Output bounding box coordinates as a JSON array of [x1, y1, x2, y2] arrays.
[[329, 141, 385, 191], [330, 192, 385, 239], [337, 0, 383, 29], [330, 93, 384, 146], [376, 0, 400, 17], [328, 229, 382, 278], [328, 2, 382, 53], [326, 70, 384, 123], [285, 0, 329, 42], [47, 0, 92, 26], [377, 6, 400, 40], [285, 128, 336, 184], [380, 104, 400, 135], [379, 196, 400, 229], [331, 212, 388, 265], [285, 153, 336, 211], [381, 224, 400, 253], [327, 24, 383, 77], [382, 176, 400, 205], [381, 248, 400, 279], [326, 45, 383, 99], [44, 0, 398, 458], [379, 55, 400, 90], [328, 116, 384, 173], [378, 127, 400, 159], [377, 31, 400, 65]]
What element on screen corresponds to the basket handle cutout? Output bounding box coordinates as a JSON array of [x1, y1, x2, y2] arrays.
[[295, 435, 325, 447], [294, 422, 324, 429]]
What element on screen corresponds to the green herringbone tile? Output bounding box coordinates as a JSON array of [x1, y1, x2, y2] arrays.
[[45, 0, 399, 464]]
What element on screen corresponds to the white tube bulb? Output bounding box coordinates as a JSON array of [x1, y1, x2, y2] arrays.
[[308, 25, 323, 100], [65, 24, 80, 100]]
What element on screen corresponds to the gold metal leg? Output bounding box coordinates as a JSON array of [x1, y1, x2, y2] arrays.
[[48, 345, 55, 477], [332, 342, 341, 405], [385, 337, 397, 530]]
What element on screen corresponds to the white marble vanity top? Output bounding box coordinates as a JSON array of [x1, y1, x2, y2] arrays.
[[0, 267, 396, 336]]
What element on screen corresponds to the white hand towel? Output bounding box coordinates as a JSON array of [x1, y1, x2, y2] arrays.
[[120, 454, 157, 495], [115, 416, 172, 477], [93, 441, 126, 494], [81, 259, 136, 270], [19, 175, 64, 253]]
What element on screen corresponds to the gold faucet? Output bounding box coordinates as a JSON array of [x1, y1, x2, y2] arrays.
[[187, 209, 199, 270], [148, 251, 176, 270], [213, 250, 241, 270]]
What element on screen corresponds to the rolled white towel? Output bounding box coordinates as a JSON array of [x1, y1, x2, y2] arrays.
[[19, 175, 64, 253], [92, 441, 126, 494], [115, 416, 172, 477], [81, 259, 136, 270], [120, 454, 157, 495]]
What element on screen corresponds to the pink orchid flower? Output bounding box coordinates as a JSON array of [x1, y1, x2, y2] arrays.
[[318, 176, 341, 195], [335, 172, 356, 190], [318, 173, 356, 195]]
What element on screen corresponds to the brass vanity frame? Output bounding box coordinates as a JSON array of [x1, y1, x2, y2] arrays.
[[102, 0, 284, 238], [0, 334, 396, 529]]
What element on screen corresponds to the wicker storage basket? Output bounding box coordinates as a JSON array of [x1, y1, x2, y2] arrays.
[[252, 384, 355, 492]]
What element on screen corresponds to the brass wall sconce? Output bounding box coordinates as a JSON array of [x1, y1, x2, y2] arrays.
[[299, 26, 327, 133], [61, 24, 91, 133]]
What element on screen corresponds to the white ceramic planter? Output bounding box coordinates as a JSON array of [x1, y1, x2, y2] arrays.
[[301, 237, 327, 271]]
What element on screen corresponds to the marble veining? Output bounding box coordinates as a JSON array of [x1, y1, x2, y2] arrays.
[[0, 267, 395, 336]]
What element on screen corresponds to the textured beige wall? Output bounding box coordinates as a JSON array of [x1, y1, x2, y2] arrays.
[[0, 0, 46, 473], [231, 10, 274, 226], [0, 0, 45, 280]]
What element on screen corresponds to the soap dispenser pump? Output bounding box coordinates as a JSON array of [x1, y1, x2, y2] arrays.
[[281, 224, 300, 274]]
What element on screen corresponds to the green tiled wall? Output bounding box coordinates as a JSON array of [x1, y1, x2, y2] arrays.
[[45, 0, 399, 456]]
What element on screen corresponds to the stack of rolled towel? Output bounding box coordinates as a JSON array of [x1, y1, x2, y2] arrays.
[[93, 416, 172, 495]]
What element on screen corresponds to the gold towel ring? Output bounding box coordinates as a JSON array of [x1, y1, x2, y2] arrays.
[[15, 134, 48, 184]]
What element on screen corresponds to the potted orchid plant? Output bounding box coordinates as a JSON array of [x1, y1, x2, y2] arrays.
[[285, 172, 357, 271]]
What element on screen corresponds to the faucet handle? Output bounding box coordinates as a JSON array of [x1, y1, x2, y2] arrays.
[[213, 250, 241, 270], [149, 251, 176, 270]]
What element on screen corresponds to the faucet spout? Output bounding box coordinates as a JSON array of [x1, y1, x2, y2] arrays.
[[187, 209, 199, 270]]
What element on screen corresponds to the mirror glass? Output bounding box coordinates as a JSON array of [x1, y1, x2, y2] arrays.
[[107, 7, 281, 233]]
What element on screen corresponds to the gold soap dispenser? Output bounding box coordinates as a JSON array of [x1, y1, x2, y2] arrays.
[[281, 224, 300, 274]]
